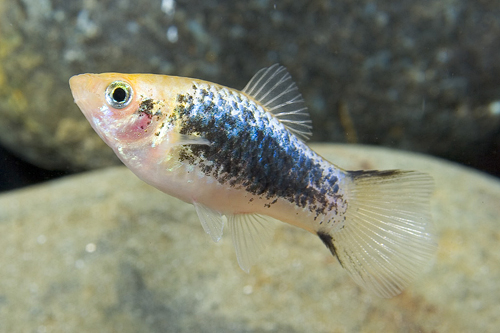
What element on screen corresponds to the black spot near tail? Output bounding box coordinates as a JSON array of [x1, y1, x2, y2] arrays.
[[317, 231, 344, 267], [348, 169, 402, 180]]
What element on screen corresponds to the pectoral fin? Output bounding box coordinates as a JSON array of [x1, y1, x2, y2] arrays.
[[154, 131, 210, 149], [175, 133, 211, 146]]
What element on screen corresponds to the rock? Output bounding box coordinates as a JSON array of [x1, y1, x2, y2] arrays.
[[0, 144, 498, 332], [0, 1, 499, 175]]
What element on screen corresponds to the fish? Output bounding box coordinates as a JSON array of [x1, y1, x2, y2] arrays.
[[69, 64, 436, 298]]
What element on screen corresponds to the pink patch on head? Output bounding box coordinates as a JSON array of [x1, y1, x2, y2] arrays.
[[133, 112, 154, 131]]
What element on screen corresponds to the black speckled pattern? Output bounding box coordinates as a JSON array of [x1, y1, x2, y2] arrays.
[[172, 83, 345, 217]]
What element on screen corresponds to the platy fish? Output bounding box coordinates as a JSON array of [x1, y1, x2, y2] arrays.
[[69, 64, 436, 298]]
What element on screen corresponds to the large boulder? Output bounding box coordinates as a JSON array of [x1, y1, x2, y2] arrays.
[[0, 144, 497, 331]]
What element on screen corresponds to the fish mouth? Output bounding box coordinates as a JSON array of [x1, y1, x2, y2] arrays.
[[69, 74, 122, 147], [68, 73, 107, 124]]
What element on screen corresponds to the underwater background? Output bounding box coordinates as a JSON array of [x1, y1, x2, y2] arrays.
[[0, 1, 500, 332], [0, 0, 499, 191]]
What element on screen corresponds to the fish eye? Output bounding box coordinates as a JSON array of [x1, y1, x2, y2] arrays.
[[105, 81, 133, 109]]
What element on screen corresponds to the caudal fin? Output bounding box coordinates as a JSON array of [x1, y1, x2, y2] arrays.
[[318, 170, 436, 298]]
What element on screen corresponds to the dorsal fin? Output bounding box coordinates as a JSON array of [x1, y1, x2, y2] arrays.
[[242, 64, 312, 141]]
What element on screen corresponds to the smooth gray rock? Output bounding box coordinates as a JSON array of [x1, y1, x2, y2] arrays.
[[0, 1, 499, 175], [0, 144, 498, 332]]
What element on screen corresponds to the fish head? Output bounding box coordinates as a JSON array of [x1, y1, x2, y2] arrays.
[[69, 73, 170, 149]]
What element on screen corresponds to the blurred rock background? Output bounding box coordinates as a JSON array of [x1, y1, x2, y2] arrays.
[[0, 0, 499, 191]]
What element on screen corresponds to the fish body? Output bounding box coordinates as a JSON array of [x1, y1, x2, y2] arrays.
[[70, 65, 436, 298]]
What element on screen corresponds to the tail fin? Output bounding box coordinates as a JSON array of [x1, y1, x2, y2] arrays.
[[318, 170, 436, 298]]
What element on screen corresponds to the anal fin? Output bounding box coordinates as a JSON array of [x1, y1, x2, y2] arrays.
[[227, 213, 276, 273]]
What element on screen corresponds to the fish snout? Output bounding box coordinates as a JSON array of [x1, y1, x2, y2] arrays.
[[69, 74, 97, 104]]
